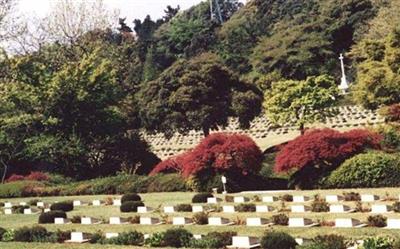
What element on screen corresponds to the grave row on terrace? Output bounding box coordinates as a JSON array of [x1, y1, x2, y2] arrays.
[[141, 106, 383, 159]]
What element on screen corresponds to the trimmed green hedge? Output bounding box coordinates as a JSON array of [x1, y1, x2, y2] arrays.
[[326, 151, 400, 188]]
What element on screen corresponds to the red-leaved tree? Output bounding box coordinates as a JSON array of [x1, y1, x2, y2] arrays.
[[275, 128, 382, 172], [386, 103, 400, 122], [151, 133, 263, 178]]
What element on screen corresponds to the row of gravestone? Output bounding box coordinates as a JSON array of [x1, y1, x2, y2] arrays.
[[51, 215, 400, 229]]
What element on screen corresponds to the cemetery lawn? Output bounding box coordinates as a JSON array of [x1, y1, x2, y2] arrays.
[[2, 188, 400, 247], [0, 242, 144, 249]]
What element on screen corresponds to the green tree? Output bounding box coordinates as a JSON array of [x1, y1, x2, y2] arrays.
[[263, 75, 339, 134], [136, 52, 262, 137]]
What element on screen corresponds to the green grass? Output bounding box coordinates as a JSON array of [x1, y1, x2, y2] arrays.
[[1, 188, 400, 248]]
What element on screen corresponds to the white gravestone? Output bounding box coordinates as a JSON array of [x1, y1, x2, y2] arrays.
[[234, 196, 249, 203], [208, 217, 234, 226], [371, 204, 390, 214], [105, 233, 119, 239], [288, 218, 316, 227], [4, 209, 12, 215], [54, 218, 68, 224], [228, 236, 260, 249], [140, 217, 162, 225], [262, 196, 277, 203], [81, 217, 94, 225], [329, 205, 353, 213], [194, 234, 203, 240], [325, 195, 342, 203], [256, 205, 273, 213], [192, 205, 204, 213], [291, 205, 310, 213], [67, 232, 89, 243], [4, 202, 12, 208], [335, 218, 366, 228], [19, 202, 27, 206], [164, 206, 175, 213], [293, 196, 309, 202], [144, 234, 150, 239], [223, 205, 236, 213], [386, 219, 400, 229], [207, 197, 220, 204], [73, 200, 81, 206], [92, 200, 101, 206], [173, 217, 193, 225], [246, 218, 271, 227], [23, 208, 32, 214], [113, 199, 122, 206], [44, 208, 50, 212], [36, 202, 44, 207], [109, 217, 122, 225], [361, 194, 379, 202], [138, 206, 153, 213]]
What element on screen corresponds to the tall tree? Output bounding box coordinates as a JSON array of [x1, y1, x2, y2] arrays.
[[136, 52, 262, 137], [263, 75, 339, 134]]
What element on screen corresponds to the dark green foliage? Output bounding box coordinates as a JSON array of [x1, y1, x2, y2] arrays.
[[89, 232, 105, 244], [236, 203, 256, 212], [192, 193, 213, 203], [38, 211, 67, 224], [327, 152, 400, 188], [362, 237, 393, 248], [120, 201, 145, 213], [190, 231, 237, 248], [367, 215, 387, 227], [307, 234, 347, 249], [193, 212, 208, 225], [260, 231, 297, 249], [50, 201, 73, 212], [13, 226, 50, 242], [0, 227, 6, 240], [106, 231, 144, 245], [121, 193, 141, 203], [144, 232, 165, 247], [163, 228, 193, 248], [272, 213, 289, 226], [311, 199, 330, 212], [175, 204, 192, 212]]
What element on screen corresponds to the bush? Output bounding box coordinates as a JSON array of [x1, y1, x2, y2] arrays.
[[121, 193, 141, 203], [367, 215, 387, 227], [1, 229, 14, 242], [38, 211, 67, 224], [163, 228, 193, 248], [236, 203, 256, 212], [120, 201, 145, 213], [14, 226, 50, 242], [25, 172, 49, 181], [89, 232, 105, 244], [192, 193, 213, 203], [12, 205, 29, 214], [71, 216, 81, 224], [6, 174, 24, 182], [50, 201, 73, 212], [145, 232, 165, 247], [327, 152, 400, 188], [361, 237, 394, 249], [0, 181, 45, 198], [175, 204, 192, 212], [272, 213, 289, 225], [393, 202, 400, 212], [193, 212, 208, 225], [310, 234, 346, 249], [311, 199, 329, 212], [260, 231, 297, 249], [0, 227, 6, 241], [343, 192, 361, 201], [281, 194, 293, 202], [107, 231, 144, 245], [191, 231, 237, 248]]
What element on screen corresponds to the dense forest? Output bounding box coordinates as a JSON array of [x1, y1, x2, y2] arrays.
[[0, 0, 399, 181]]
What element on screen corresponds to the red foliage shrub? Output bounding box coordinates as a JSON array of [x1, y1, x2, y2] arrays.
[[25, 171, 50, 181], [150, 154, 186, 175], [274, 128, 382, 173], [386, 103, 400, 122], [151, 133, 263, 178], [6, 174, 25, 182]]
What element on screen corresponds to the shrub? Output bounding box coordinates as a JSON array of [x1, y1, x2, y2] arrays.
[[1, 229, 15, 242], [272, 213, 289, 225], [145, 232, 165, 247], [120, 201, 145, 213], [0, 181, 45, 198], [6, 174, 25, 182], [145, 174, 187, 192], [14, 226, 50, 242], [275, 129, 382, 188], [107, 231, 144, 245], [50, 201, 74, 212], [89, 232, 105, 244], [361, 237, 393, 249], [310, 234, 346, 249], [343, 192, 361, 201], [175, 204, 192, 212], [327, 152, 400, 188], [53, 229, 71, 243], [378, 125, 400, 150], [163, 228, 193, 248], [281, 194, 293, 202], [38, 211, 67, 224], [25, 172, 49, 182], [311, 199, 329, 212], [121, 193, 141, 203], [367, 215, 387, 227], [260, 231, 297, 249], [0, 227, 6, 241], [383, 103, 400, 122], [192, 193, 213, 203], [393, 202, 400, 212], [12, 205, 29, 214], [193, 212, 208, 225], [71, 216, 81, 224], [191, 231, 237, 248], [28, 199, 40, 206], [236, 203, 256, 212]]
